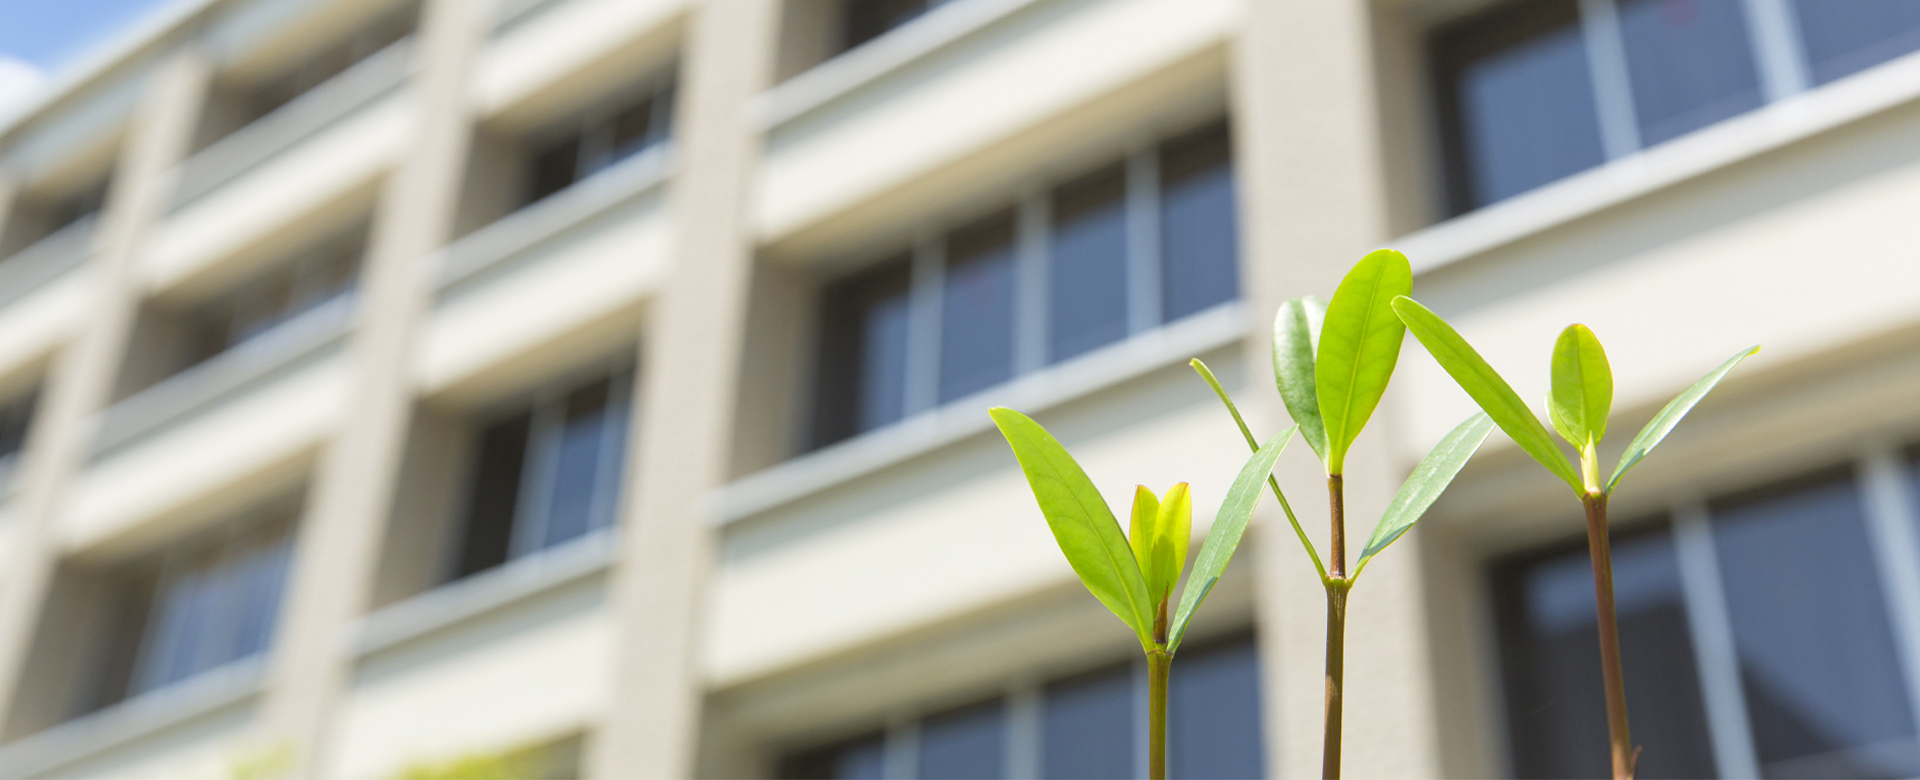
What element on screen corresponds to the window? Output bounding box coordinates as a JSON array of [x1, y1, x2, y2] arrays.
[[777, 634, 1263, 779], [525, 78, 676, 205], [0, 176, 108, 261], [1431, 0, 1920, 215], [250, 3, 418, 119], [843, 0, 956, 52], [87, 509, 295, 709], [809, 120, 1239, 450], [187, 229, 363, 365], [0, 385, 38, 467], [451, 368, 633, 580], [1495, 463, 1920, 778]]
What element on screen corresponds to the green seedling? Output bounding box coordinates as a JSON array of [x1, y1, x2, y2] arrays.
[[1194, 249, 1493, 778], [990, 408, 1292, 780], [1392, 295, 1758, 780]]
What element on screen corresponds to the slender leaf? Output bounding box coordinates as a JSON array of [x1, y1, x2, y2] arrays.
[[1317, 250, 1412, 474], [990, 408, 1155, 644], [1392, 296, 1584, 494], [1168, 426, 1296, 653], [1159, 483, 1193, 600], [1353, 413, 1495, 579], [1548, 324, 1613, 451], [1190, 358, 1329, 582], [1273, 296, 1329, 462], [1129, 486, 1167, 599], [1606, 345, 1760, 493]]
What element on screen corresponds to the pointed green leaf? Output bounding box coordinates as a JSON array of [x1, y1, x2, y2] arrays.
[[1190, 358, 1329, 582], [1168, 426, 1296, 653], [1353, 413, 1494, 579], [1129, 485, 1178, 603], [1606, 345, 1760, 493], [1316, 250, 1412, 475], [990, 408, 1156, 645], [1391, 296, 1583, 494], [1160, 483, 1192, 589], [1548, 324, 1613, 451], [1273, 296, 1329, 462]]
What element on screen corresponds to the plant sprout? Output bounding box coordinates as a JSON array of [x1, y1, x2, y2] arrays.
[[989, 408, 1293, 780], [1193, 249, 1493, 779], [1391, 295, 1758, 780]]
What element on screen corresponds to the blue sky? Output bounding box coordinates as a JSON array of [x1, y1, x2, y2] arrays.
[[0, 0, 175, 117]]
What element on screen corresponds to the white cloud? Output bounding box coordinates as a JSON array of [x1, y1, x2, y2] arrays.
[[0, 55, 48, 125]]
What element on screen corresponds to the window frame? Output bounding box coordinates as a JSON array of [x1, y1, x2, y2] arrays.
[[803, 117, 1239, 452]]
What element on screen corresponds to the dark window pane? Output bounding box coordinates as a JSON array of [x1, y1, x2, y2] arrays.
[[1159, 122, 1239, 322], [1493, 526, 1717, 779], [1043, 663, 1134, 779], [814, 257, 912, 447], [844, 0, 951, 51], [1169, 636, 1263, 779], [0, 388, 38, 460], [128, 520, 295, 697], [610, 98, 657, 163], [1793, 0, 1920, 85], [919, 698, 1006, 779], [942, 212, 1016, 402], [1050, 165, 1129, 362], [528, 136, 580, 204], [1711, 473, 1920, 777], [457, 412, 531, 578], [781, 732, 887, 780], [543, 379, 617, 548], [1432, 0, 1607, 214], [1618, 0, 1763, 145]]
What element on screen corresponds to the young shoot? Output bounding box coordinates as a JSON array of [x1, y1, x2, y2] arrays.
[[989, 408, 1292, 780], [1392, 295, 1758, 780], [1193, 249, 1493, 779]]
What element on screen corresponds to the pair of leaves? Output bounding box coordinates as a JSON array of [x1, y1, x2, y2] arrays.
[[1275, 250, 1411, 475], [1392, 296, 1759, 496], [1129, 484, 1191, 604], [990, 407, 1292, 654]]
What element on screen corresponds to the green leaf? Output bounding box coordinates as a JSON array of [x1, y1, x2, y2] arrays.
[[990, 408, 1156, 646], [1273, 296, 1329, 462], [1316, 250, 1412, 475], [1548, 324, 1613, 452], [1190, 358, 1329, 583], [1168, 426, 1296, 653], [1391, 296, 1583, 494], [1129, 484, 1189, 604], [1353, 413, 1494, 579], [1159, 483, 1192, 599], [1606, 345, 1760, 493]]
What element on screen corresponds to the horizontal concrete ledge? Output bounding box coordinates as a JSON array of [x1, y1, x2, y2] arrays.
[[353, 527, 617, 658], [91, 294, 354, 458], [753, 0, 1043, 132], [0, 656, 265, 778], [713, 300, 1248, 525], [1398, 48, 1920, 276], [436, 144, 673, 295], [0, 215, 95, 311]]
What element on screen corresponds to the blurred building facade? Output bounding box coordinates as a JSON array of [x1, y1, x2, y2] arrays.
[[0, 0, 1917, 777]]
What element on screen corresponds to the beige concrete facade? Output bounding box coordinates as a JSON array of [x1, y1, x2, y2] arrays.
[[0, 0, 1914, 777]]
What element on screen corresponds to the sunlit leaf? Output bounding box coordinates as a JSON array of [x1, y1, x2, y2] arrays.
[[1168, 426, 1296, 653], [1606, 345, 1760, 493], [1548, 324, 1613, 452], [1353, 413, 1494, 579], [1273, 296, 1329, 462], [1129, 485, 1185, 604], [1159, 483, 1192, 601], [1317, 250, 1412, 475], [991, 408, 1155, 645], [1391, 296, 1583, 493]]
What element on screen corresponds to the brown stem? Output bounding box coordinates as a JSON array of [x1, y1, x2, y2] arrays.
[[1323, 475, 1348, 779], [1148, 649, 1170, 780], [1584, 494, 1636, 780], [1323, 582, 1348, 779]]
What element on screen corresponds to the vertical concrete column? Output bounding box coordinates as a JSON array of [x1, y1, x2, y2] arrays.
[[0, 51, 213, 735], [257, 1, 487, 774], [591, 0, 780, 776], [1229, 0, 1444, 777]]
